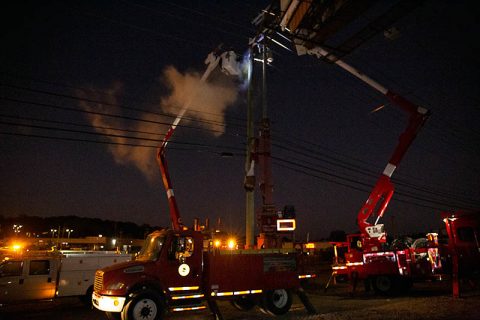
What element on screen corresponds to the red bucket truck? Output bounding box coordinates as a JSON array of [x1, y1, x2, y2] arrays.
[[92, 49, 316, 320]]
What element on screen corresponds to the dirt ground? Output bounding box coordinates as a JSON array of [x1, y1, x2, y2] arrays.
[[1, 275, 479, 320], [297, 276, 480, 320]]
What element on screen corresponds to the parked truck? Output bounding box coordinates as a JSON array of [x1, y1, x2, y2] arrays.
[[92, 49, 316, 320], [92, 229, 313, 319], [0, 250, 131, 305], [254, 0, 480, 295]]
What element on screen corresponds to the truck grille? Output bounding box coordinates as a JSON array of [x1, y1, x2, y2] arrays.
[[94, 270, 104, 291]]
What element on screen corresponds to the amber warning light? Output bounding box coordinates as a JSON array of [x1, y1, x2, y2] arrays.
[[277, 219, 296, 231]]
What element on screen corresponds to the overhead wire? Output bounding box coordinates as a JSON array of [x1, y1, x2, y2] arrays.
[[0, 71, 248, 125], [60, 1, 211, 50], [3, 1, 476, 215], [3, 84, 477, 210], [0, 96, 227, 137], [0, 120, 244, 153], [119, 0, 251, 42], [1, 82, 246, 131], [2, 113, 477, 211]]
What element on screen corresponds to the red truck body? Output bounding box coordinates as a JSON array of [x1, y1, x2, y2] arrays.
[[92, 229, 312, 319], [331, 210, 480, 294]]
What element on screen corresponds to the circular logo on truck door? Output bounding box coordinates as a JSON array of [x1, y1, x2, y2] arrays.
[[178, 263, 190, 276]]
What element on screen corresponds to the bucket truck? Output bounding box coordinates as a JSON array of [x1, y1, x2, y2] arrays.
[[254, 0, 479, 295], [92, 48, 316, 320]]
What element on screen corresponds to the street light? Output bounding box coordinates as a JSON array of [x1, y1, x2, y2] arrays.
[[13, 224, 23, 236], [50, 228, 57, 238], [66, 228, 73, 239]]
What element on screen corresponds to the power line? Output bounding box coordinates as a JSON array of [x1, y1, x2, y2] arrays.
[[5, 91, 476, 208], [119, 0, 250, 42], [272, 155, 476, 211], [5, 106, 475, 208], [0, 113, 165, 138], [3, 121, 476, 212], [0, 122, 244, 153], [0, 96, 231, 137], [1, 82, 245, 131], [0, 72, 249, 125], [159, 0, 254, 33], [61, 1, 211, 50]]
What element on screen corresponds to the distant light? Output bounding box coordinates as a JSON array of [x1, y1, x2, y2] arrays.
[[227, 239, 236, 250], [214, 240, 221, 248], [305, 243, 315, 249], [277, 219, 296, 231]]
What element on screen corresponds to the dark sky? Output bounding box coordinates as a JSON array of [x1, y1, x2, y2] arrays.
[[1, 0, 479, 240]]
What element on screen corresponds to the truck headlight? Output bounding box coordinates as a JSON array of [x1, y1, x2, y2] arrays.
[[106, 282, 125, 290]]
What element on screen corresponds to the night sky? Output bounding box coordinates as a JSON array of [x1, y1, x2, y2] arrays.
[[1, 1, 479, 240]]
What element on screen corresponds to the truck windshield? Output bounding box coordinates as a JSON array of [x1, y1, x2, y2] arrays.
[[136, 235, 165, 261]]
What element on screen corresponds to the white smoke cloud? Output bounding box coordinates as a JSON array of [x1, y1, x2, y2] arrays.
[[77, 83, 160, 181], [79, 65, 239, 181], [160, 65, 239, 136]]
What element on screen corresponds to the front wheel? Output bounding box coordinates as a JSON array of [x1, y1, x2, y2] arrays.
[[80, 286, 94, 306], [121, 290, 163, 320], [261, 289, 292, 315]]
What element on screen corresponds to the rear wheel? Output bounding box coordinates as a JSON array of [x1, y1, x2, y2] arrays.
[[372, 275, 395, 295], [261, 289, 292, 315], [121, 290, 163, 320]]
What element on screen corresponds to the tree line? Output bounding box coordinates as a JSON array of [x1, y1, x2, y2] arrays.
[[0, 214, 163, 239]]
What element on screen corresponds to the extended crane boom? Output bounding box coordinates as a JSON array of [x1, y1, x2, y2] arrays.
[[156, 48, 241, 230], [305, 46, 430, 250]]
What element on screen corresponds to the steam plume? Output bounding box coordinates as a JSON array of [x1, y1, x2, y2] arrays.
[[79, 65, 239, 181], [160, 65, 238, 136]]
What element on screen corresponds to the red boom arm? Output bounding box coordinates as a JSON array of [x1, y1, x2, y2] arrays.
[[156, 127, 183, 231], [303, 47, 430, 250], [357, 92, 429, 249]]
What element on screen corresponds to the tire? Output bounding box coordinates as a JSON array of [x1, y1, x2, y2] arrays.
[[80, 286, 94, 306], [372, 275, 395, 295], [230, 296, 256, 311], [105, 312, 121, 320], [261, 289, 292, 315], [121, 290, 163, 320]]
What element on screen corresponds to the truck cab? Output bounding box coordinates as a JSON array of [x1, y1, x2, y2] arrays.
[[0, 254, 58, 304], [93, 229, 205, 317]]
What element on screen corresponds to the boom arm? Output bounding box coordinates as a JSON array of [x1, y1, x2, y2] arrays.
[[156, 48, 241, 231], [305, 46, 430, 248], [357, 93, 429, 246]]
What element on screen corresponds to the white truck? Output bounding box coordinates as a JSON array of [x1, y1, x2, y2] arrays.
[[0, 250, 131, 305]]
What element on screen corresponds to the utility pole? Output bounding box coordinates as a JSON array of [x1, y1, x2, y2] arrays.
[[257, 43, 278, 249], [244, 48, 255, 249]]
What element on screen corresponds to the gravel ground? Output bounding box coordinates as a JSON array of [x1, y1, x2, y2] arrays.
[[1, 276, 478, 320]]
